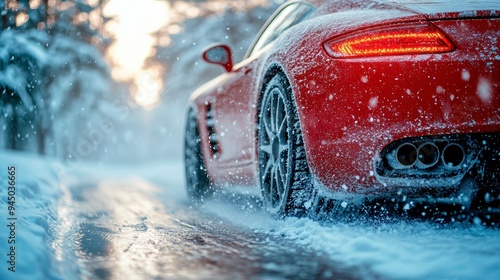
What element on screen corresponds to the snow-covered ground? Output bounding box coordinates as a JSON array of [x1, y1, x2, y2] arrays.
[[1, 150, 500, 280], [208, 198, 500, 279], [0, 151, 64, 279]]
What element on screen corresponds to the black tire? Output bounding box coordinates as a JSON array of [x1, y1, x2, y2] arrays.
[[184, 108, 212, 201], [258, 73, 312, 216]]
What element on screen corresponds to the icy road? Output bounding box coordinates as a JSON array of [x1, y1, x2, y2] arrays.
[[1, 151, 500, 280]]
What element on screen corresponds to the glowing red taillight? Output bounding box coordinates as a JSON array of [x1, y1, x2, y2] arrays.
[[324, 23, 456, 58]]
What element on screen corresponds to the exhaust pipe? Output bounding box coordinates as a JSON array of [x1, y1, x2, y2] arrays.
[[390, 143, 417, 169], [416, 142, 440, 169], [442, 143, 465, 168]]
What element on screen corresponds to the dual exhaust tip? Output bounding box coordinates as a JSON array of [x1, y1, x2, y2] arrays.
[[393, 142, 465, 170]]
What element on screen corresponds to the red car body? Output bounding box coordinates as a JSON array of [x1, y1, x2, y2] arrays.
[[185, 0, 500, 216]]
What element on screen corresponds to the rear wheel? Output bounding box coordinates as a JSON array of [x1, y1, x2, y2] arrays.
[[184, 108, 212, 201], [258, 73, 311, 216]]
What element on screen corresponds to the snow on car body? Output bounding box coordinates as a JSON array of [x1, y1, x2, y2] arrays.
[[184, 0, 500, 217]]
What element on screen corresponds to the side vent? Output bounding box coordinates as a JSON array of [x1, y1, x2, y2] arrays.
[[206, 103, 220, 157]]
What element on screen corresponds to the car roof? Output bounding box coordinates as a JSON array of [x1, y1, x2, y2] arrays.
[[297, 0, 500, 19]]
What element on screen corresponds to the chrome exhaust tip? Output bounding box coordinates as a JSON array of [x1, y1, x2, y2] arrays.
[[391, 143, 418, 169], [416, 142, 440, 169], [442, 143, 466, 168]]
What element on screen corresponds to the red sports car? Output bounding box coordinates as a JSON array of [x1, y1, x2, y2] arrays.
[[184, 0, 500, 219]]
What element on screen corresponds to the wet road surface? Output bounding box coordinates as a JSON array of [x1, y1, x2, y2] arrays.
[[61, 176, 368, 280]]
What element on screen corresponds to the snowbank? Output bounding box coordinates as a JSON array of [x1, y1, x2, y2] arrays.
[[0, 151, 65, 279]]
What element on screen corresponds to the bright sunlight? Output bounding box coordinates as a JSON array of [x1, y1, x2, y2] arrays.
[[104, 0, 169, 108]]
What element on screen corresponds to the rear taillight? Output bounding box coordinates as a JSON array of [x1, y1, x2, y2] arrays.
[[324, 23, 455, 58]]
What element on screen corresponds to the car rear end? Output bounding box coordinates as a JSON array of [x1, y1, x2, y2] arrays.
[[290, 1, 500, 215]]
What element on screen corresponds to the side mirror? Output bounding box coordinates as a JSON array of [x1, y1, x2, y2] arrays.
[[202, 44, 233, 72]]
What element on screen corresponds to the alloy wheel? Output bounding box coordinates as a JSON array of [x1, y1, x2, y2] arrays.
[[259, 83, 292, 213]]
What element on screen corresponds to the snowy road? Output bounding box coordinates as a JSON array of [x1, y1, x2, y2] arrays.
[[63, 173, 354, 280], [1, 151, 500, 280]]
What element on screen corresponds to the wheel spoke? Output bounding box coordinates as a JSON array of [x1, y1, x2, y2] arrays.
[[278, 156, 287, 186], [260, 143, 272, 155], [278, 116, 287, 142], [275, 96, 282, 133], [263, 157, 273, 181], [261, 154, 272, 195], [263, 107, 274, 138], [269, 94, 276, 132], [269, 163, 276, 202], [274, 164, 283, 202]]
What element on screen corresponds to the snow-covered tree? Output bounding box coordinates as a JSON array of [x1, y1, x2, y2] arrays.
[[0, 0, 113, 155], [0, 30, 46, 150]]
